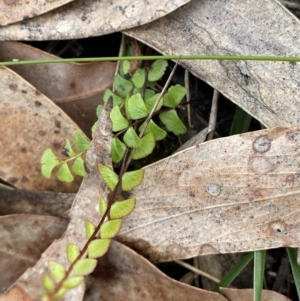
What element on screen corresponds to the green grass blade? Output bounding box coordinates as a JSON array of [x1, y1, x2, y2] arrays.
[[253, 250, 266, 301], [230, 106, 252, 135], [215, 252, 254, 292], [287, 248, 300, 299]]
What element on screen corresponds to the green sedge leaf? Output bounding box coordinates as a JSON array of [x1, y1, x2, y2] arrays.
[[67, 243, 80, 264], [84, 220, 96, 239], [72, 156, 87, 176], [100, 219, 122, 239], [113, 74, 133, 97], [144, 93, 163, 113], [123, 127, 140, 148], [42, 274, 55, 292], [110, 105, 129, 132], [111, 137, 126, 163], [57, 162, 74, 183], [98, 164, 119, 191], [159, 109, 187, 135], [40, 148, 60, 179], [88, 239, 111, 259], [131, 68, 146, 89], [96, 104, 104, 117], [75, 131, 90, 152], [133, 133, 155, 160], [127, 93, 148, 120], [63, 139, 76, 157], [122, 60, 131, 76], [139, 119, 167, 141], [163, 84, 186, 108], [110, 198, 136, 219], [53, 287, 67, 299], [99, 195, 108, 217], [103, 89, 124, 107], [122, 169, 144, 191], [63, 276, 84, 289], [72, 258, 97, 276], [49, 261, 66, 282], [148, 60, 168, 81]]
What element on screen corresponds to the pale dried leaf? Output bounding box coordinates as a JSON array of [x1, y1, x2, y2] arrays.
[[0, 0, 74, 26], [0, 185, 74, 216], [84, 240, 227, 301], [126, 0, 300, 128], [0, 215, 68, 293], [12, 101, 113, 300], [220, 288, 293, 301], [0, 0, 190, 40], [118, 127, 300, 262], [0, 66, 83, 192]]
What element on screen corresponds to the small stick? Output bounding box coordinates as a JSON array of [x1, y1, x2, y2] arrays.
[[207, 89, 220, 140]]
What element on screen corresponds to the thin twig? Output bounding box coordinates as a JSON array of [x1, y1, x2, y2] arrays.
[[184, 69, 192, 128], [207, 89, 220, 141], [175, 260, 220, 284]]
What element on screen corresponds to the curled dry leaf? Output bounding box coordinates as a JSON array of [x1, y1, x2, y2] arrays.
[[0, 0, 190, 41], [125, 0, 300, 128], [220, 288, 292, 301], [0, 215, 68, 293], [0, 185, 74, 216], [84, 240, 227, 301], [0, 41, 116, 137], [118, 127, 300, 262], [0, 66, 83, 192], [11, 101, 113, 300]]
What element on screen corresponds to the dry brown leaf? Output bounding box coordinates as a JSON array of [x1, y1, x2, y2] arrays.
[[0, 0, 190, 41], [125, 0, 300, 128], [0, 185, 74, 216], [117, 127, 300, 262], [0, 0, 74, 26], [220, 288, 292, 301], [11, 101, 113, 300], [0, 41, 116, 137], [0, 285, 33, 301], [0, 214, 68, 293], [0, 66, 83, 192], [0, 42, 115, 103], [84, 240, 227, 301]]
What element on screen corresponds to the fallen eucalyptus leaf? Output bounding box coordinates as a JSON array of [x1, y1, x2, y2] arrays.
[[125, 0, 300, 128], [0, 67, 83, 192], [0, 0, 190, 40], [220, 288, 292, 301], [84, 240, 227, 301], [0, 285, 33, 301], [118, 127, 300, 262], [10, 100, 113, 300], [0, 215, 68, 293], [0, 0, 75, 26], [0, 185, 74, 216], [0, 41, 116, 137]]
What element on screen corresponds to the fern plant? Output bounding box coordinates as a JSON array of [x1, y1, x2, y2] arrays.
[[40, 59, 187, 300]]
